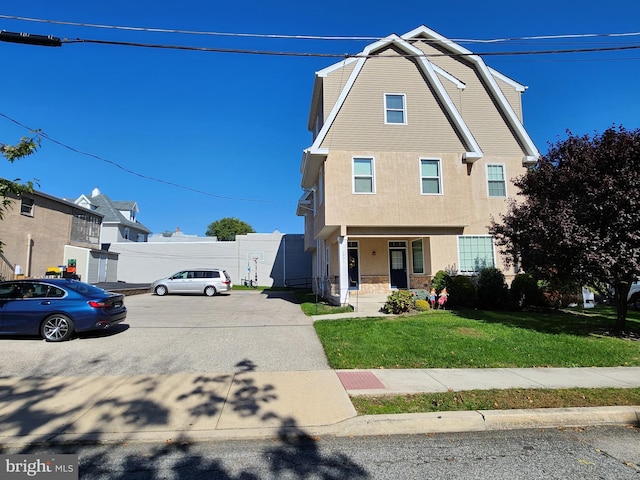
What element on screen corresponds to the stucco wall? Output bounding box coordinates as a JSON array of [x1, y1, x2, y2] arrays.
[[111, 233, 311, 287]]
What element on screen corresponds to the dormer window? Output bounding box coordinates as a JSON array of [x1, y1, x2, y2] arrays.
[[384, 94, 406, 124]]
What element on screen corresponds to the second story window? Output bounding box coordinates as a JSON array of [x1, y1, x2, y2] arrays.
[[420, 159, 442, 194], [20, 197, 35, 216], [353, 157, 375, 194], [384, 94, 406, 124], [487, 164, 507, 197], [123, 227, 130, 240]]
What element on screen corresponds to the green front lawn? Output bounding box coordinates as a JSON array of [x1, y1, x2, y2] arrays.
[[314, 306, 640, 369]]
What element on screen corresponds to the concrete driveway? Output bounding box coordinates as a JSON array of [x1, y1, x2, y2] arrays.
[[0, 290, 330, 376]]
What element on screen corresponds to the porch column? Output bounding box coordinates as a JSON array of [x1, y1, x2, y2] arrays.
[[338, 236, 350, 305]]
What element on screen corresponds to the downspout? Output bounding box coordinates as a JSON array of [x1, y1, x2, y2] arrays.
[[25, 233, 32, 277]]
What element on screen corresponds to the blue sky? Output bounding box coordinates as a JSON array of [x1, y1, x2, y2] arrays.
[[1, 1, 639, 236]]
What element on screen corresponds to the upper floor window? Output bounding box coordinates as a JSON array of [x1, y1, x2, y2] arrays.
[[353, 157, 375, 194], [123, 227, 130, 240], [458, 235, 495, 273], [420, 159, 442, 194], [20, 197, 34, 216], [487, 164, 506, 197], [384, 94, 406, 124]]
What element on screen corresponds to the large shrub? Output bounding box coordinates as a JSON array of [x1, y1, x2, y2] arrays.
[[382, 290, 415, 314], [476, 267, 509, 310], [510, 273, 542, 308], [431, 270, 451, 292], [448, 275, 477, 307]]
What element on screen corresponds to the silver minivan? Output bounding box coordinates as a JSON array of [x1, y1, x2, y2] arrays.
[[151, 269, 232, 296]]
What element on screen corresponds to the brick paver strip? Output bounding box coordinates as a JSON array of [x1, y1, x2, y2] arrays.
[[337, 371, 386, 390]]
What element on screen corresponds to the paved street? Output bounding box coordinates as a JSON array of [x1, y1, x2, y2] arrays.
[[0, 290, 330, 376], [5, 427, 639, 479]]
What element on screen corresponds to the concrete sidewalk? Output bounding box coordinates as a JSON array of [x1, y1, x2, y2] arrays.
[[1, 367, 639, 447]]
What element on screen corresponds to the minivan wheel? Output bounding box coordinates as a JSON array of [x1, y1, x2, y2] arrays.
[[155, 285, 168, 296], [41, 314, 74, 342], [204, 286, 217, 297]]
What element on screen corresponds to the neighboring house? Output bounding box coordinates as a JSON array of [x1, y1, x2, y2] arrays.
[[74, 187, 151, 246], [297, 25, 540, 305], [0, 187, 119, 283]]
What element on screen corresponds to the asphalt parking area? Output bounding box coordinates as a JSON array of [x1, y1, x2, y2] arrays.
[[0, 290, 330, 376]]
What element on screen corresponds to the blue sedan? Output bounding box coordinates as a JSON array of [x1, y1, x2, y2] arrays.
[[0, 279, 127, 342]]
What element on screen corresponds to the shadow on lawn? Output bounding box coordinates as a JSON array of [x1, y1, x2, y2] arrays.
[[453, 306, 640, 338]]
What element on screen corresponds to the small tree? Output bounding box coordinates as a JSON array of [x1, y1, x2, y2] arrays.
[[490, 126, 640, 331], [205, 217, 255, 241], [1, 135, 39, 251]]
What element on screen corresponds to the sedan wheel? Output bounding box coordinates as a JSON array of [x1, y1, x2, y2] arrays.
[[204, 286, 217, 297], [155, 285, 168, 296], [41, 314, 74, 342]]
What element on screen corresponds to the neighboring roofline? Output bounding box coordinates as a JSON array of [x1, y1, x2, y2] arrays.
[[306, 33, 483, 161], [23, 189, 104, 217]]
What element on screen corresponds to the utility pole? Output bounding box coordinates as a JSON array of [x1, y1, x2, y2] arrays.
[[0, 31, 62, 47]]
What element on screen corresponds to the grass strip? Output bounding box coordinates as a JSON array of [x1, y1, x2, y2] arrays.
[[295, 290, 354, 316], [351, 387, 640, 415]]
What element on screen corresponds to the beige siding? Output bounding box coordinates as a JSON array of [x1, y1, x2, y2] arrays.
[[436, 71, 463, 111], [412, 40, 525, 156], [493, 76, 523, 122], [322, 61, 356, 124], [320, 49, 465, 152]]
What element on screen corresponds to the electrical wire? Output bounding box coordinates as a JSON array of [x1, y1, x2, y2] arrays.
[[0, 113, 294, 205], [2, 13, 640, 45], [65, 37, 640, 58]]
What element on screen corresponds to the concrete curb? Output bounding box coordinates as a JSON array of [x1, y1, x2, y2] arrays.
[[333, 406, 640, 437], [2, 406, 638, 447]]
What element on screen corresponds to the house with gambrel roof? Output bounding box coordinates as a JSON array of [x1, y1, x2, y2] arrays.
[[74, 188, 151, 246], [297, 25, 539, 305]]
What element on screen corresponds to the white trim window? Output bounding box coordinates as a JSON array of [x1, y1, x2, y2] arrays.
[[458, 235, 495, 273], [20, 197, 35, 217], [420, 158, 442, 195], [487, 164, 507, 197], [384, 93, 406, 124], [353, 157, 375, 194]]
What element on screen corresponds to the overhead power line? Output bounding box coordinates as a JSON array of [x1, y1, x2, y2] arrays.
[[66, 37, 640, 58], [0, 113, 294, 205], [1, 13, 640, 45]]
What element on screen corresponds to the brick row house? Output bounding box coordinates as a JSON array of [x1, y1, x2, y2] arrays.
[[297, 25, 540, 305], [0, 189, 118, 283]]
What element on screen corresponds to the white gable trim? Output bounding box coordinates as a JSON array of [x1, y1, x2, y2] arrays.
[[317, 57, 358, 77], [307, 34, 482, 160], [402, 25, 539, 163], [432, 64, 466, 90], [488, 67, 526, 92]]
